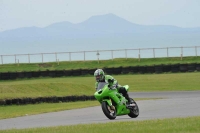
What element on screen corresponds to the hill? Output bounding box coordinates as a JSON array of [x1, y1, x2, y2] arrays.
[[1, 13, 200, 55]]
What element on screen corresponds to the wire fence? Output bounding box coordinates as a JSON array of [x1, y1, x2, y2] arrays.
[[1, 46, 200, 65]]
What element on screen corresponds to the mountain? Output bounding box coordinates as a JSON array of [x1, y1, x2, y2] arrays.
[[0, 13, 200, 55]]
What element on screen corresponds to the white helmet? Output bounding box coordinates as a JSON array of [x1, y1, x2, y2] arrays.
[[94, 69, 105, 82]]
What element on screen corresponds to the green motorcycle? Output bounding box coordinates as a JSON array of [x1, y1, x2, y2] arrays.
[[94, 82, 139, 120]]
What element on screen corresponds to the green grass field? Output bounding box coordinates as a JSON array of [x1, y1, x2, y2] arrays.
[[1, 116, 200, 133], [0, 56, 200, 72], [1, 72, 200, 99]]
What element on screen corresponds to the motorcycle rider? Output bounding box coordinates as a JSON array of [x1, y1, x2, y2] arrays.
[[94, 68, 132, 105]]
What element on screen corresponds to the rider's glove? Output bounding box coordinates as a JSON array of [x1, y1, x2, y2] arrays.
[[108, 79, 116, 89], [108, 79, 114, 84]]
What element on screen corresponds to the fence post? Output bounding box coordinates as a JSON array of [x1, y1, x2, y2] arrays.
[[41, 53, 43, 63], [153, 48, 155, 58], [96, 51, 100, 64], [181, 47, 183, 60], [28, 54, 30, 63], [15, 55, 16, 63], [195, 46, 197, 57], [55, 52, 57, 62], [57, 59, 59, 65], [138, 54, 140, 62], [125, 49, 127, 60], [69, 52, 71, 62], [181, 46, 183, 55], [181, 54, 183, 60], [1, 55, 3, 64], [167, 47, 169, 57], [138, 49, 140, 62], [111, 50, 113, 61], [84, 51, 85, 61]]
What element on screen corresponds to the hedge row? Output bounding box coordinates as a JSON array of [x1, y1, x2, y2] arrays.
[[0, 95, 96, 106], [0, 63, 200, 80]]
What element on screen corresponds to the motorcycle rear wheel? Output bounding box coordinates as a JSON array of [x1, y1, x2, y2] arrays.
[[101, 101, 116, 120], [128, 98, 139, 118]]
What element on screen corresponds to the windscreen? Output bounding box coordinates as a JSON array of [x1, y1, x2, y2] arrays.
[[97, 82, 108, 91]]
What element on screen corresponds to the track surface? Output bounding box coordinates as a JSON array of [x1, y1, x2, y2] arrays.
[[0, 91, 200, 130]]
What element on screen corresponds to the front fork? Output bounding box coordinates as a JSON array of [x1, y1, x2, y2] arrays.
[[102, 99, 115, 110]]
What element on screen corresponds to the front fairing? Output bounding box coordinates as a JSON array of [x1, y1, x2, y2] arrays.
[[94, 82, 118, 102]]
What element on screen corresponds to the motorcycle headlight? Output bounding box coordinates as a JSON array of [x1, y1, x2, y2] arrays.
[[98, 89, 102, 94]]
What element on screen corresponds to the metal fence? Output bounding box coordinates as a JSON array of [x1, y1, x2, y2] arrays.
[[1, 46, 200, 65]]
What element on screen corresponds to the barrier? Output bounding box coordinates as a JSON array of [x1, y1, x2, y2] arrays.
[[112, 67, 122, 74], [104, 67, 114, 75], [187, 63, 196, 72], [138, 66, 147, 74], [154, 65, 163, 74], [131, 66, 139, 74], [121, 66, 131, 74], [40, 71, 49, 77], [72, 69, 81, 76], [196, 63, 200, 71], [25, 71, 32, 78], [88, 68, 97, 75], [17, 71, 25, 78], [55, 70, 65, 77], [0, 63, 200, 81], [9, 72, 17, 79], [179, 64, 188, 72], [81, 69, 89, 75], [163, 64, 172, 73], [32, 71, 40, 78], [64, 70, 73, 76], [0, 72, 10, 80], [48, 70, 56, 77], [171, 64, 180, 73], [146, 66, 155, 73]]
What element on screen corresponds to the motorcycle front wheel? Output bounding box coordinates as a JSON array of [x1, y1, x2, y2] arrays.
[[101, 101, 116, 120]]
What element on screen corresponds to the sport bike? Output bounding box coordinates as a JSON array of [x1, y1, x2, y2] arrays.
[[94, 82, 139, 120]]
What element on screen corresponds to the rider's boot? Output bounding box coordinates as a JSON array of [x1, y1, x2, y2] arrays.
[[124, 93, 135, 107], [124, 93, 131, 103]]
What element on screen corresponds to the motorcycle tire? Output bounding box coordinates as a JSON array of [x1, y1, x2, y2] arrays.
[[128, 98, 139, 118], [101, 101, 116, 120]]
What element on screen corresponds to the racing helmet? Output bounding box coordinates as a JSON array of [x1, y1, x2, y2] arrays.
[[94, 69, 105, 82]]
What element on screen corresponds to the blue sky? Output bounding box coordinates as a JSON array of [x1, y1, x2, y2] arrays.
[[0, 0, 200, 32]]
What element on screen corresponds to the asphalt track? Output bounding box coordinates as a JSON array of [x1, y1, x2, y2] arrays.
[[0, 91, 200, 130]]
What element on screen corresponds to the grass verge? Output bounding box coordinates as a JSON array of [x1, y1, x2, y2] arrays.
[[0, 101, 99, 119], [1, 116, 200, 133]]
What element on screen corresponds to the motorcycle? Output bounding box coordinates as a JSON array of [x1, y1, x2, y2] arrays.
[[94, 82, 139, 120]]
